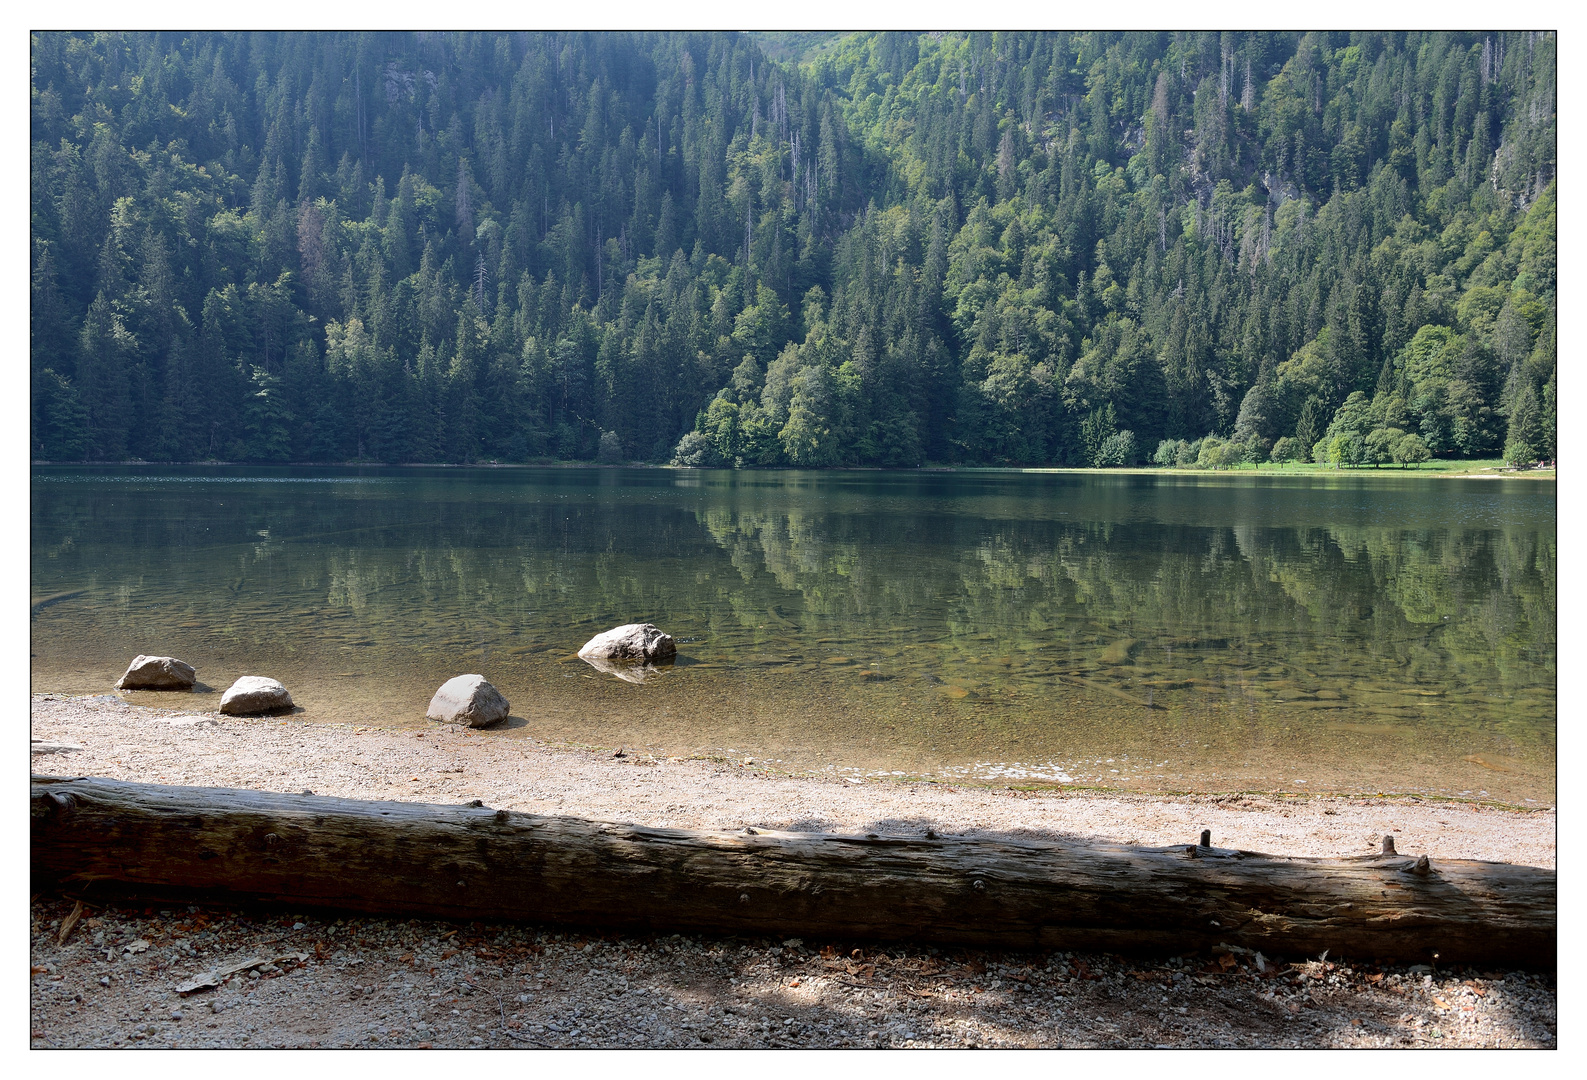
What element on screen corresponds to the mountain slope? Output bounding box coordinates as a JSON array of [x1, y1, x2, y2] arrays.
[[30, 31, 1555, 466]]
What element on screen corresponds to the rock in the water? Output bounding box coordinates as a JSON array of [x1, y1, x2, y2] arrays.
[[219, 676, 294, 715], [115, 655, 196, 691], [577, 623, 677, 662], [426, 674, 510, 728], [1098, 637, 1140, 665]]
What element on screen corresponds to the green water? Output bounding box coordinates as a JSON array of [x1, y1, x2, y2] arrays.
[[30, 466, 1555, 803]]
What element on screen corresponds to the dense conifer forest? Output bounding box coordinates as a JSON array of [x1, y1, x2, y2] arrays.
[[30, 31, 1556, 467]]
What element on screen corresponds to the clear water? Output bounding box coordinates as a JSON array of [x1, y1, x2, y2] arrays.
[[30, 466, 1555, 803]]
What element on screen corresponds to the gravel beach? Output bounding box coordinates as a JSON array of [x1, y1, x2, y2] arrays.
[[30, 693, 1556, 1049]]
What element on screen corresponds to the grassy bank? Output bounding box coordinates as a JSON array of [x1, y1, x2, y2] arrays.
[[1011, 458, 1553, 479]]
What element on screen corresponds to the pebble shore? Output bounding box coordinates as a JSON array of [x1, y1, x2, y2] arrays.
[[28, 898, 1557, 1049], [30, 693, 1556, 1049]]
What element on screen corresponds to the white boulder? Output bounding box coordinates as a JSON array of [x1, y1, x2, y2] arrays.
[[577, 623, 677, 663], [219, 676, 294, 715], [427, 674, 510, 728], [116, 655, 196, 690]]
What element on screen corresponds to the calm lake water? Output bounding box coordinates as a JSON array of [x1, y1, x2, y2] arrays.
[[30, 466, 1555, 803]]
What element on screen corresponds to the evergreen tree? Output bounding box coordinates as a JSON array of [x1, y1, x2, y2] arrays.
[[29, 31, 1553, 466]]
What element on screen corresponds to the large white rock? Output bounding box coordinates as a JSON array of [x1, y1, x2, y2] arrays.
[[577, 623, 677, 663], [427, 674, 510, 728], [219, 676, 294, 715], [116, 655, 196, 690]]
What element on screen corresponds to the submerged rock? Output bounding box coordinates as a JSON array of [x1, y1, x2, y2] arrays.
[[577, 623, 677, 662], [1098, 638, 1140, 665], [116, 655, 196, 691], [427, 674, 510, 728], [219, 676, 294, 715]]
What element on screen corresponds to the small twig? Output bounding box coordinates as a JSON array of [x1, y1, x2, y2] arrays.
[[497, 994, 550, 1047], [58, 900, 86, 945]]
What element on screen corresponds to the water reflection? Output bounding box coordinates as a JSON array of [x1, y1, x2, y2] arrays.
[[580, 656, 673, 684], [30, 466, 1555, 802]]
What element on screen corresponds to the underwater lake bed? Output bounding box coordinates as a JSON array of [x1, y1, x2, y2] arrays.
[[30, 466, 1555, 804]]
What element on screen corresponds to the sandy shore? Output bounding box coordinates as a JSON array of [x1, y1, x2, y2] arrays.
[[30, 694, 1555, 866], [29, 693, 1556, 1049]]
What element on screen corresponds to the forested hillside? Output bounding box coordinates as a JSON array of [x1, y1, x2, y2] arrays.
[[30, 31, 1556, 467]]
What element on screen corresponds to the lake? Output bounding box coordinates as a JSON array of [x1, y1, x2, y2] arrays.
[[30, 466, 1555, 804]]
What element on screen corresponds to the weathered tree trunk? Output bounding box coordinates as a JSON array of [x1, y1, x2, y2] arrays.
[[31, 776, 1554, 966]]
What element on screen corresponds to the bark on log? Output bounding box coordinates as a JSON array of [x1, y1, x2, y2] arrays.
[[31, 775, 1554, 966]]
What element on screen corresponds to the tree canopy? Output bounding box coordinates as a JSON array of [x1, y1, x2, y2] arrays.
[[30, 31, 1555, 466]]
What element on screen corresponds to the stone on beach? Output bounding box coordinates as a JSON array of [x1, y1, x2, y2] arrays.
[[426, 674, 510, 728], [219, 676, 294, 715], [577, 623, 677, 662], [152, 715, 220, 729], [30, 739, 84, 755], [115, 655, 196, 691]]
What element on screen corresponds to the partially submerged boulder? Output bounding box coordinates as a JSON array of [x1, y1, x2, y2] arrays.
[[427, 674, 510, 729], [219, 676, 294, 715], [116, 655, 196, 691], [577, 623, 677, 663]]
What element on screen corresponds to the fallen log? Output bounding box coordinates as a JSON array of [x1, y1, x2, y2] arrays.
[[31, 775, 1554, 966]]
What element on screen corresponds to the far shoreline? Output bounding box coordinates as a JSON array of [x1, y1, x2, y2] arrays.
[[29, 458, 1557, 480]]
